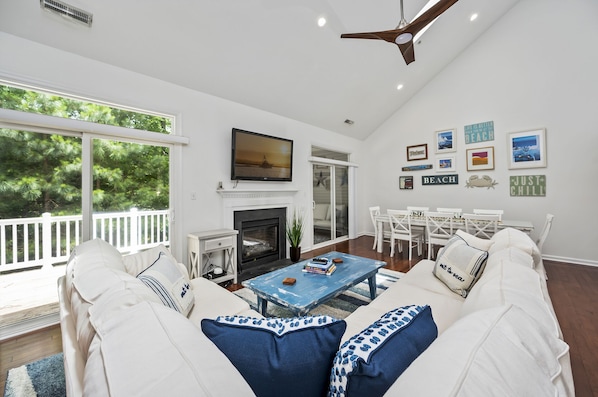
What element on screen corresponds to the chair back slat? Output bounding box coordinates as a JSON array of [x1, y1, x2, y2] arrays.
[[388, 209, 412, 236], [463, 213, 500, 239], [473, 209, 503, 221]]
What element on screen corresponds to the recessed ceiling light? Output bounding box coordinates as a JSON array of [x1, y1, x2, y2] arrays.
[[470, 13, 478, 22], [397, 84, 404, 90], [318, 17, 327, 27]]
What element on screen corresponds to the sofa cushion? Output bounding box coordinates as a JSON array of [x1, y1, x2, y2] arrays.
[[138, 251, 194, 316], [455, 229, 495, 251], [66, 239, 135, 360], [86, 301, 256, 396], [490, 227, 542, 266], [359, 281, 463, 338], [461, 259, 561, 338], [433, 236, 489, 297], [122, 244, 177, 276], [329, 305, 436, 397], [385, 304, 570, 397], [65, 238, 126, 298], [486, 246, 535, 269], [201, 315, 346, 397]]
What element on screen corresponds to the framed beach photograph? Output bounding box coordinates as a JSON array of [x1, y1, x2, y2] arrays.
[[466, 146, 495, 171], [435, 129, 456, 153], [435, 156, 456, 172], [508, 129, 547, 169], [406, 144, 428, 161]]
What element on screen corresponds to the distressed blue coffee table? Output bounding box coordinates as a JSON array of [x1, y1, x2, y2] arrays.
[[241, 251, 386, 316]]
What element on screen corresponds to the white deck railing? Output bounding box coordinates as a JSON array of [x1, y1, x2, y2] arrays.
[[0, 209, 170, 272]]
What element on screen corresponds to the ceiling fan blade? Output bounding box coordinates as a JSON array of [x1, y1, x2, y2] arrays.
[[340, 32, 384, 41], [397, 40, 415, 65], [340, 0, 460, 65], [406, 0, 459, 38], [341, 31, 398, 43]]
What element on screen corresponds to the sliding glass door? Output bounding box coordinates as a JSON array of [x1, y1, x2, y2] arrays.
[[311, 147, 350, 246]]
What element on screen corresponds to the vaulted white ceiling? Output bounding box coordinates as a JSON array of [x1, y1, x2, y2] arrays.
[[0, 0, 520, 139]]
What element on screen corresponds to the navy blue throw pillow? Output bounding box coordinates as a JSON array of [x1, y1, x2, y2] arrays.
[[329, 305, 437, 397], [201, 315, 346, 397]]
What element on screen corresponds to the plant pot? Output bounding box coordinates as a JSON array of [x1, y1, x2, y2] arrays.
[[290, 246, 301, 262]]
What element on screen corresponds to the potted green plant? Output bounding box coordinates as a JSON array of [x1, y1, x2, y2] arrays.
[[286, 209, 304, 262]]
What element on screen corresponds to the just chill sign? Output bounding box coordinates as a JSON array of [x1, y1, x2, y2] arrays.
[[510, 175, 546, 197]]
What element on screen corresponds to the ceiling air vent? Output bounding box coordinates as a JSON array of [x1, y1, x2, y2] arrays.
[[40, 0, 93, 27]]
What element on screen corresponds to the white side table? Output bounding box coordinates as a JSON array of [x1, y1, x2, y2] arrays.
[[187, 229, 238, 284]]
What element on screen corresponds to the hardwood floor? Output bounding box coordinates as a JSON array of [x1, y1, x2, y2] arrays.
[[0, 324, 62, 393], [1, 236, 596, 396]]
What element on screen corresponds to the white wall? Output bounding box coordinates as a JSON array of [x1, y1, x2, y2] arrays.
[[0, 32, 365, 261], [363, 0, 598, 265]]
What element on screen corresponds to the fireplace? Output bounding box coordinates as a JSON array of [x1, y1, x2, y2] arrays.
[[234, 207, 287, 272]]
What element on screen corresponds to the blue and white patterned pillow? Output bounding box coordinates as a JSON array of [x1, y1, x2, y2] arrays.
[[328, 305, 437, 397], [202, 315, 346, 397]]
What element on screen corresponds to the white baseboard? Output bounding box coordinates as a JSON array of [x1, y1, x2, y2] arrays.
[[542, 254, 598, 268], [0, 312, 59, 341]]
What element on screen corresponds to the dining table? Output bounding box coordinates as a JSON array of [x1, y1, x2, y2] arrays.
[[374, 214, 534, 254]]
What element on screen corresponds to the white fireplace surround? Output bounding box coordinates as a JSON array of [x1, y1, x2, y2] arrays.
[[218, 188, 299, 230]]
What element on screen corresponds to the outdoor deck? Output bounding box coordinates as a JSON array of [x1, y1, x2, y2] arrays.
[[0, 266, 65, 339]]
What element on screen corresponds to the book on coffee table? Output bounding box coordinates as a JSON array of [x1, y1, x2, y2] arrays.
[[303, 264, 336, 276]]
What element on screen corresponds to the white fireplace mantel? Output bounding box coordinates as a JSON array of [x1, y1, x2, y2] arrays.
[[218, 188, 299, 229], [217, 188, 299, 199]]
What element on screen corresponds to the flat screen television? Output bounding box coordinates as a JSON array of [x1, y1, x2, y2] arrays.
[[231, 128, 294, 181]]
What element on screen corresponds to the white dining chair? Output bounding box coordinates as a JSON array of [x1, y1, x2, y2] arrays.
[[406, 206, 429, 235], [473, 209, 504, 222], [463, 213, 500, 239], [388, 209, 424, 264], [369, 206, 390, 250], [425, 211, 455, 260], [369, 206, 380, 249], [536, 213, 555, 253], [436, 207, 463, 218]]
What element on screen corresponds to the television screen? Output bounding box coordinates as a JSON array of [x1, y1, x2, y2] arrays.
[[231, 128, 293, 181]]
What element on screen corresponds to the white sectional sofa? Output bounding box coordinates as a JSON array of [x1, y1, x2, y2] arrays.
[[58, 228, 574, 396]]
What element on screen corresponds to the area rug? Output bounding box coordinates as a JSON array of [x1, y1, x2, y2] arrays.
[[4, 353, 65, 397], [234, 268, 402, 319]]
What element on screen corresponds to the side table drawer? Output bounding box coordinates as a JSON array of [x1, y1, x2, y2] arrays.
[[204, 235, 234, 251]]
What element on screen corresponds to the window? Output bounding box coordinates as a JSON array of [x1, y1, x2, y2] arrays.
[[0, 83, 181, 272]]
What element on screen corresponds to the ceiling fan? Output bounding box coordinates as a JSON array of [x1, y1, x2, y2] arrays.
[[341, 0, 459, 65]]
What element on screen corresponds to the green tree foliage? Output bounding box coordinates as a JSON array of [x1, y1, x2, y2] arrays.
[[0, 85, 171, 218]]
